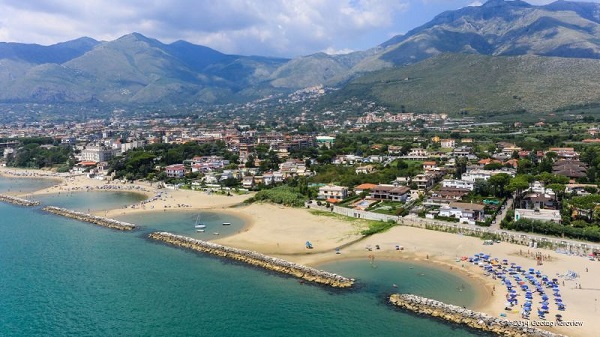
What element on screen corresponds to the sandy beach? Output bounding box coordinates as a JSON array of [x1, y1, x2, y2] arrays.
[[2, 167, 596, 337]]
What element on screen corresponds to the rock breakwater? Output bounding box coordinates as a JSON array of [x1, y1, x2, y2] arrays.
[[389, 294, 566, 337], [149, 232, 354, 288], [0, 194, 40, 206], [42, 206, 136, 231]]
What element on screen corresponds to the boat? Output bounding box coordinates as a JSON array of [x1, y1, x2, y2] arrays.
[[213, 232, 220, 235], [222, 222, 231, 226], [196, 229, 205, 232], [193, 214, 206, 229]]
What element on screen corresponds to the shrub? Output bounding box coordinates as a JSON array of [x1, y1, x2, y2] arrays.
[[361, 220, 396, 236], [245, 186, 307, 207]]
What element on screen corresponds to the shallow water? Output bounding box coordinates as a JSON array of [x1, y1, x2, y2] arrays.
[[32, 190, 147, 212], [0, 176, 59, 194], [117, 210, 246, 239]]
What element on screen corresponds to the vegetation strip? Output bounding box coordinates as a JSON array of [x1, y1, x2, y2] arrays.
[[149, 232, 354, 288], [389, 294, 565, 337], [42, 206, 136, 231], [0, 194, 40, 206]]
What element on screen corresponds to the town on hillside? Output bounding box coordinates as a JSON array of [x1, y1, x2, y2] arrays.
[[2, 103, 600, 245]]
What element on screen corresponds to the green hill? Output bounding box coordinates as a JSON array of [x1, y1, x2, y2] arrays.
[[329, 53, 600, 115]]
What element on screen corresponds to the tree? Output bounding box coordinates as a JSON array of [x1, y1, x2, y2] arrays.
[[508, 175, 530, 198], [488, 173, 511, 197], [454, 156, 468, 179], [245, 155, 256, 168], [484, 162, 503, 170]]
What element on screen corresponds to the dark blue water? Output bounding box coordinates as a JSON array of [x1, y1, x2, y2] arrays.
[[0, 180, 490, 336]]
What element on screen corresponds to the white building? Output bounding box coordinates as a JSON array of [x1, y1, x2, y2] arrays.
[[461, 169, 515, 183], [318, 185, 349, 202], [441, 179, 474, 191], [514, 209, 561, 223], [80, 145, 117, 163]]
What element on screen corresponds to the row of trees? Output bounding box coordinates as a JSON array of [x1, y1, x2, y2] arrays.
[[7, 140, 74, 169], [109, 141, 238, 180]]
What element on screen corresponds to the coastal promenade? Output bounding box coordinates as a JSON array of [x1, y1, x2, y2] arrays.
[[0, 194, 40, 206], [389, 294, 566, 337], [42, 206, 137, 231], [149, 232, 354, 288], [308, 200, 600, 255]]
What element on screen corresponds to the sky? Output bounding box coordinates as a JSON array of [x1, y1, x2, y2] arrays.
[[0, 0, 595, 58]]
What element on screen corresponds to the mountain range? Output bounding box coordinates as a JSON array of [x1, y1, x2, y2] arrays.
[[2, 0, 600, 113]]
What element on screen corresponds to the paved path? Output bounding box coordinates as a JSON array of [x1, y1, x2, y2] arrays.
[[490, 196, 513, 231]]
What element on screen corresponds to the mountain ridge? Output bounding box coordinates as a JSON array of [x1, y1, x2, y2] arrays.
[[1, 0, 600, 113]]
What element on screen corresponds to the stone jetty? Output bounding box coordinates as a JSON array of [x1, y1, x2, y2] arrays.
[[0, 194, 40, 206], [389, 294, 566, 337], [149, 231, 354, 288], [42, 206, 136, 231]]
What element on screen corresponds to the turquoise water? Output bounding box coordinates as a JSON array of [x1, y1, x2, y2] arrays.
[[320, 260, 478, 308], [32, 191, 147, 212], [117, 211, 246, 239], [0, 179, 491, 337], [0, 176, 59, 194]]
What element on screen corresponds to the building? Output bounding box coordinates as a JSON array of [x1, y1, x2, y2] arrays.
[[413, 173, 435, 190], [318, 185, 348, 202], [354, 183, 378, 194], [369, 185, 411, 202], [553, 160, 587, 179], [355, 165, 375, 174], [423, 161, 437, 171], [514, 209, 561, 223], [548, 147, 580, 160], [242, 176, 255, 189], [520, 192, 558, 210], [440, 139, 456, 148], [165, 164, 186, 178], [428, 188, 470, 204], [439, 202, 485, 222], [316, 136, 335, 148], [403, 148, 429, 160], [441, 179, 474, 191], [80, 144, 117, 163], [461, 169, 515, 182]]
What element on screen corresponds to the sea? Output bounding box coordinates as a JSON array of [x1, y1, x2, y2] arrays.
[[0, 177, 491, 337]]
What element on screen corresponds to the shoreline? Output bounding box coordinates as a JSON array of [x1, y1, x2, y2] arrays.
[[0, 167, 593, 337]]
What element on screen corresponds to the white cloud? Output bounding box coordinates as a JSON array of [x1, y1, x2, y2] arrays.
[[0, 0, 410, 57], [2, 0, 597, 57], [323, 47, 355, 55]]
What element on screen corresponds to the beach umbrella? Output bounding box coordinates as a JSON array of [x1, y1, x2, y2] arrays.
[[555, 298, 562, 303], [542, 294, 549, 300]]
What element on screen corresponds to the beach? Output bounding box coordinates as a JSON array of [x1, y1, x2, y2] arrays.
[[2, 167, 596, 337]]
